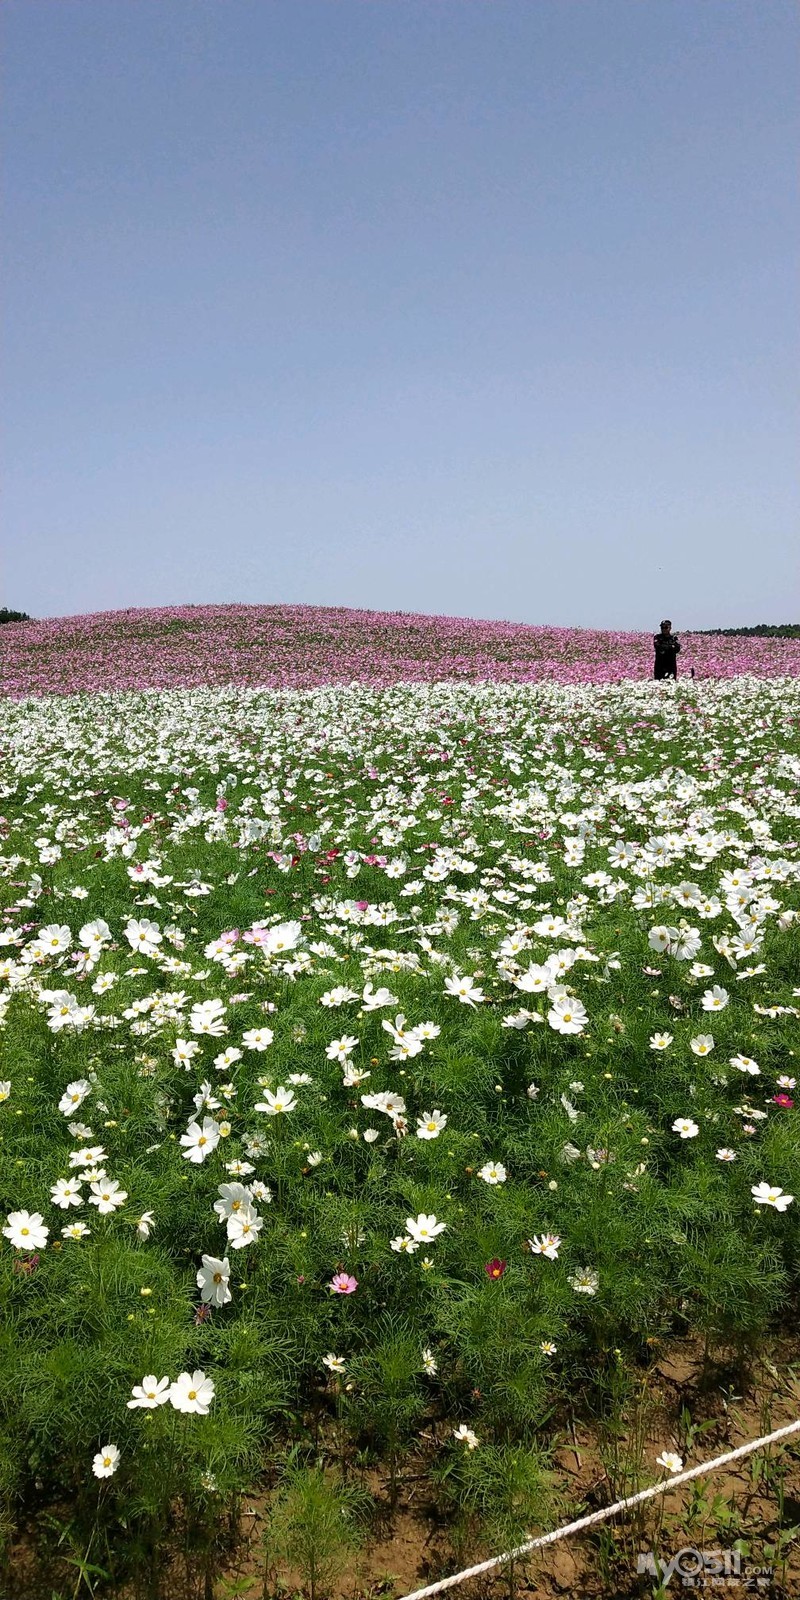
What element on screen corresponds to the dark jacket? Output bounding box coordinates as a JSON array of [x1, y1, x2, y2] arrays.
[[653, 633, 680, 676]]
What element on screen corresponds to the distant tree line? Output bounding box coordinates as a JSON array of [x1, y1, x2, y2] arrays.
[[0, 607, 32, 624], [693, 624, 800, 638]]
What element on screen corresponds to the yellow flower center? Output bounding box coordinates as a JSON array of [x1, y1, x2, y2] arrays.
[[188, 1390, 197, 1401]]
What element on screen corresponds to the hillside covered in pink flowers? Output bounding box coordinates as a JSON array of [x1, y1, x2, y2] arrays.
[[2, 604, 799, 698]]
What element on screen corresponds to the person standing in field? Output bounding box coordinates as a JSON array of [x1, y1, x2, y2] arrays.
[[653, 619, 680, 679]]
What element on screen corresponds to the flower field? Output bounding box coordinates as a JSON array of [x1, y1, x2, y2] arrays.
[[2, 668, 800, 1596], [3, 603, 800, 697]]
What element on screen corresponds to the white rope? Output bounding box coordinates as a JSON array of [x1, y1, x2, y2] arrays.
[[397, 1417, 800, 1600]]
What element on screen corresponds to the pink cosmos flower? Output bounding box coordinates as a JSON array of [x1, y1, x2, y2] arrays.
[[773, 1094, 794, 1109], [4, 604, 800, 697], [329, 1273, 358, 1295]]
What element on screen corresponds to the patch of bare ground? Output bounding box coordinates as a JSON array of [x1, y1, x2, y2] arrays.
[[6, 1337, 800, 1600]]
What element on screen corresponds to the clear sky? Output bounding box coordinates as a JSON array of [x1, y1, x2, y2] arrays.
[[3, 0, 798, 630]]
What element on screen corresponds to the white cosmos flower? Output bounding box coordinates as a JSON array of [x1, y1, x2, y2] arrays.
[[254, 1085, 297, 1116], [689, 1034, 714, 1057], [58, 1079, 92, 1115], [319, 987, 359, 1007], [444, 974, 485, 1007], [656, 1451, 684, 1474], [79, 919, 112, 950], [241, 1027, 274, 1051], [213, 1046, 243, 1071], [390, 1234, 418, 1254], [361, 984, 399, 1010], [193, 1081, 221, 1113], [533, 914, 568, 938], [172, 1038, 201, 1068], [568, 1267, 599, 1295], [226, 1210, 264, 1248], [514, 964, 550, 993], [361, 1091, 406, 1119], [92, 1443, 120, 1477], [92, 972, 117, 994], [322, 1353, 346, 1374], [649, 1032, 673, 1050], [453, 1424, 479, 1449], [3, 1210, 49, 1250], [62, 1220, 91, 1240], [50, 1177, 84, 1210], [196, 1254, 232, 1306], [751, 1183, 794, 1212], [88, 1179, 128, 1213], [416, 1110, 447, 1140], [406, 1213, 446, 1243], [326, 1035, 359, 1062], [716, 1148, 737, 1162], [730, 1054, 760, 1075], [701, 986, 729, 1011], [478, 1161, 507, 1185], [547, 994, 587, 1034], [213, 1182, 253, 1221], [342, 1063, 370, 1087], [189, 999, 227, 1036], [128, 1375, 171, 1409], [528, 1233, 561, 1260], [69, 1145, 107, 1168], [38, 923, 73, 954], [179, 1117, 221, 1163], [169, 1370, 215, 1414], [260, 921, 303, 956], [124, 918, 162, 955], [674, 927, 702, 961], [672, 1118, 699, 1139], [415, 1020, 441, 1040]]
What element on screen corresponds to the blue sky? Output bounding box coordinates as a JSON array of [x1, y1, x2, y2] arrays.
[[3, 0, 798, 629]]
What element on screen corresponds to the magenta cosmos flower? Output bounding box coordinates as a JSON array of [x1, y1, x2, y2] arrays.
[[772, 1094, 794, 1109], [484, 1258, 507, 1280], [329, 1273, 358, 1295]]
